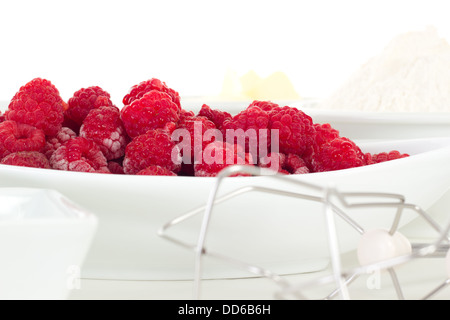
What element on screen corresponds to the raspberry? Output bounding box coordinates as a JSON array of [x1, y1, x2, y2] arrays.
[[122, 78, 181, 108], [364, 153, 374, 165], [65, 86, 113, 131], [312, 137, 366, 172], [197, 104, 232, 131], [174, 115, 218, 175], [1, 151, 50, 169], [312, 123, 340, 147], [136, 165, 177, 176], [268, 106, 315, 157], [120, 90, 180, 138], [80, 106, 129, 160], [369, 150, 409, 164], [162, 121, 177, 136], [107, 160, 125, 174], [123, 128, 181, 175], [49, 137, 110, 173], [179, 109, 196, 123], [6, 78, 64, 137], [176, 116, 217, 160], [0, 120, 46, 159], [222, 105, 270, 157], [293, 165, 309, 174], [0, 111, 5, 123], [284, 153, 310, 174], [43, 127, 77, 159], [259, 152, 289, 174], [259, 152, 309, 174], [303, 123, 340, 169], [248, 100, 279, 112], [194, 141, 253, 177]]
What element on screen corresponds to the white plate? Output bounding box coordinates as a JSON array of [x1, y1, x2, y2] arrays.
[[182, 98, 450, 140], [0, 188, 97, 299], [1, 137, 450, 280], [293, 102, 450, 140]]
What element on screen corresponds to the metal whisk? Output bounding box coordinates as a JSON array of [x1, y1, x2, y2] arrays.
[[158, 165, 450, 300]]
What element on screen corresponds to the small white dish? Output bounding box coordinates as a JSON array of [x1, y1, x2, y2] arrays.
[[0, 188, 98, 300], [182, 98, 450, 140], [294, 103, 450, 140]]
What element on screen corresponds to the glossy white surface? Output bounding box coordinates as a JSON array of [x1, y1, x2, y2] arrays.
[[68, 250, 450, 300], [0, 188, 97, 300]]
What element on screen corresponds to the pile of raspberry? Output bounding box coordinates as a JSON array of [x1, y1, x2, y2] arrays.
[[0, 77, 409, 176]]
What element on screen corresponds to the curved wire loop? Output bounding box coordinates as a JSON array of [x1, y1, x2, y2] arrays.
[[157, 165, 449, 300]]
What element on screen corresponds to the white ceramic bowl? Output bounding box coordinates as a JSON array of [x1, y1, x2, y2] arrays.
[[4, 98, 450, 140], [0, 188, 98, 299], [184, 98, 450, 140], [3, 100, 450, 280], [0, 138, 450, 280], [293, 103, 450, 140]]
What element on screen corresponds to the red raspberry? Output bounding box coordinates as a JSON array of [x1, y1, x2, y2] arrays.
[[284, 153, 310, 174], [107, 160, 125, 174], [176, 116, 217, 161], [137, 165, 177, 176], [162, 121, 177, 136], [313, 123, 340, 147], [49, 137, 110, 173], [303, 123, 340, 169], [268, 106, 315, 157], [259, 152, 309, 174], [248, 100, 279, 112], [194, 141, 253, 177], [123, 128, 181, 175], [120, 90, 180, 138], [370, 150, 409, 164], [0, 120, 46, 159], [65, 86, 113, 132], [1, 151, 50, 169], [179, 109, 196, 123], [0, 111, 5, 123], [293, 166, 309, 174], [364, 153, 374, 165], [312, 137, 366, 172], [197, 104, 232, 131], [122, 78, 181, 108], [6, 78, 64, 137], [80, 106, 129, 160], [222, 105, 270, 157], [43, 127, 77, 159], [174, 115, 218, 175], [259, 152, 289, 174]]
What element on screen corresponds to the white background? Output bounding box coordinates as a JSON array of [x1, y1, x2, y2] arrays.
[[0, 0, 449, 106]]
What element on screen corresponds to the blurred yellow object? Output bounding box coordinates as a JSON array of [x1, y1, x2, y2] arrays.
[[219, 69, 247, 100], [220, 69, 301, 101]]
